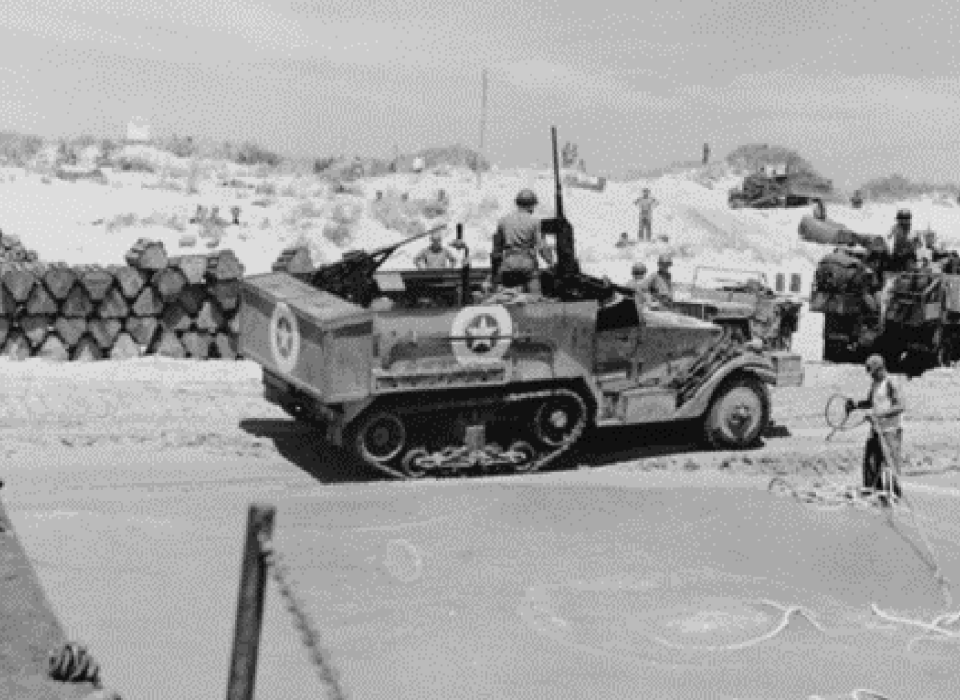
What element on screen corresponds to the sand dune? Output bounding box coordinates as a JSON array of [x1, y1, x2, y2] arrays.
[[3, 157, 957, 300]]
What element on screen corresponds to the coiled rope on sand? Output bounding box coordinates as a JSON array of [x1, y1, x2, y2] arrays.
[[768, 474, 960, 653]]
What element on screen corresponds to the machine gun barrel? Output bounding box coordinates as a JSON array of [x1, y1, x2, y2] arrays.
[[551, 126, 564, 221], [365, 223, 445, 260], [307, 222, 448, 304]]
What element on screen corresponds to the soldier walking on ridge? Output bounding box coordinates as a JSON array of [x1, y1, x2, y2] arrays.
[[702, 143, 710, 165], [634, 188, 659, 242], [845, 354, 905, 507]]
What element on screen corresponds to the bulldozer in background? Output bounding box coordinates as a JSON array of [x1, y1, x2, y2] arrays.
[[237, 127, 804, 480], [800, 215, 960, 372], [729, 165, 834, 209]]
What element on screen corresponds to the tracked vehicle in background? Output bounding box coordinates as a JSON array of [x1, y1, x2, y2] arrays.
[[800, 215, 960, 372], [238, 128, 804, 480], [728, 167, 834, 209]]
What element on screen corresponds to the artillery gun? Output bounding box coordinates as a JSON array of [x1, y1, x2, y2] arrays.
[[238, 127, 804, 480], [729, 167, 833, 209], [800, 215, 960, 371]]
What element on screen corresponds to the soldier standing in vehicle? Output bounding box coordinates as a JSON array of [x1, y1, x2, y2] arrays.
[[634, 188, 658, 241], [916, 228, 940, 271], [846, 354, 905, 506], [629, 262, 652, 311], [642, 254, 674, 306], [491, 189, 554, 293], [414, 229, 457, 270], [888, 209, 917, 272]]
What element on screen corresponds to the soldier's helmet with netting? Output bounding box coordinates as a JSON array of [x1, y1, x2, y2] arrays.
[[515, 189, 538, 207]]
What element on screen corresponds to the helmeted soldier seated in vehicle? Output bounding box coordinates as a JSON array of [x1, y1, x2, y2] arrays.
[[640, 254, 674, 306], [490, 189, 555, 294], [414, 228, 457, 270]]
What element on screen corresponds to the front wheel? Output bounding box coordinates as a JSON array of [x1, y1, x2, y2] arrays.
[[703, 375, 771, 449]]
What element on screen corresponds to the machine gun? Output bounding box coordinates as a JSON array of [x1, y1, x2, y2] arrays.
[[538, 126, 632, 302], [305, 224, 441, 306]]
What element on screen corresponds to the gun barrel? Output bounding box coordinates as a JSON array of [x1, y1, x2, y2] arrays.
[[368, 223, 443, 257], [798, 215, 856, 246], [551, 126, 564, 221]]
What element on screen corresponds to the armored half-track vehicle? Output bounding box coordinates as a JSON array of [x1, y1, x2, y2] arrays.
[[729, 168, 833, 209], [671, 267, 802, 352], [238, 128, 804, 480]]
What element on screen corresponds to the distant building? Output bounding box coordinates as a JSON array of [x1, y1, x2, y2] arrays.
[[125, 117, 151, 145]]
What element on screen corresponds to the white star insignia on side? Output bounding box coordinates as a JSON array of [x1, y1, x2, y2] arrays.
[[465, 315, 499, 353]]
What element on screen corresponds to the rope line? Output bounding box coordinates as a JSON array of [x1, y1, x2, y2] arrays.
[[824, 393, 868, 441], [258, 533, 348, 700], [818, 393, 954, 606]]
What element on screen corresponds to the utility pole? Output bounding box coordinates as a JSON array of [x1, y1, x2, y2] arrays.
[[478, 68, 488, 188]]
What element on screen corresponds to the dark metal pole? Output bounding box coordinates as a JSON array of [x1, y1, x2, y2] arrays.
[[226, 503, 276, 700]]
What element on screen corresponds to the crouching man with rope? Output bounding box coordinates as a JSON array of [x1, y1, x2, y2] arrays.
[[846, 354, 905, 506]]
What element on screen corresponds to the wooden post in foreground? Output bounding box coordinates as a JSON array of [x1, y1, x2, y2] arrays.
[[226, 503, 276, 700]]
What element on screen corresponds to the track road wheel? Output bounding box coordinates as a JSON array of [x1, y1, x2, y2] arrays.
[[508, 441, 537, 473], [401, 448, 429, 479], [703, 375, 770, 449], [351, 410, 407, 477], [533, 394, 585, 448]]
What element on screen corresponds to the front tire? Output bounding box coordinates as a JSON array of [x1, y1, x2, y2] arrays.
[[703, 375, 771, 449]]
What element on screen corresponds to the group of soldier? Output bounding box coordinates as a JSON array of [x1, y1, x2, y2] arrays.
[[413, 187, 553, 294], [413, 187, 675, 305]]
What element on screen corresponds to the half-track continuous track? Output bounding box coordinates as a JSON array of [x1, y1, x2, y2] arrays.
[[347, 387, 590, 480]]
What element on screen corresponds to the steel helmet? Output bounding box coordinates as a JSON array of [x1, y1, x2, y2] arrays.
[[896, 209, 912, 221], [515, 189, 538, 207], [657, 253, 673, 267], [865, 354, 885, 371], [631, 261, 647, 275]]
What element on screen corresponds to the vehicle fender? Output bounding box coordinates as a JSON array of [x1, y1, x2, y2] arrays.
[[674, 354, 775, 420]]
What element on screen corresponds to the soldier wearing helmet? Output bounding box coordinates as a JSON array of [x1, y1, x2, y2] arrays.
[[490, 188, 554, 293], [888, 209, 917, 273], [414, 227, 457, 270], [628, 261, 653, 311], [845, 354, 904, 506], [639, 253, 674, 306]]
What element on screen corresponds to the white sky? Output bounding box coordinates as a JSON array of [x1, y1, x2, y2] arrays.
[[2, 0, 960, 186]]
